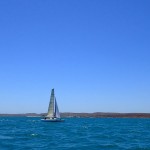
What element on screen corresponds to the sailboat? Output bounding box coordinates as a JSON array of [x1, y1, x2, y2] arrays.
[[41, 89, 64, 122]]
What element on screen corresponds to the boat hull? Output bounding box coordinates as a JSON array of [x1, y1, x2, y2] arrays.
[[41, 118, 64, 122]]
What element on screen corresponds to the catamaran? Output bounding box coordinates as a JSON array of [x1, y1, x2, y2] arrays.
[[41, 89, 64, 122]]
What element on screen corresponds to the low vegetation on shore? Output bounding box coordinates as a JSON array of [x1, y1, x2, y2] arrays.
[[0, 112, 150, 118]]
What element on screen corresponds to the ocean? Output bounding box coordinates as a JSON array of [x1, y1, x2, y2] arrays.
[[0, 117, 150, 150]]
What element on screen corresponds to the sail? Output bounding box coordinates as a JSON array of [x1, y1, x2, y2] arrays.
[[46, 89, 55, 118], [54, 98, 60, 118]]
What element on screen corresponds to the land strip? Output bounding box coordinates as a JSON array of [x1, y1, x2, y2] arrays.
[[0, 112, 150, 118]]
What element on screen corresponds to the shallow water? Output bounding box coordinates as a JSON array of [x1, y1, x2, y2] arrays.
[[0, 117, 150, 150]]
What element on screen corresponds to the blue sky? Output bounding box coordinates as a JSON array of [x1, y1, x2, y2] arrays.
[[0, 0, 150, 113]]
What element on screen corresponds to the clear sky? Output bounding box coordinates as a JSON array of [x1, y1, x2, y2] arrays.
[[0, 0, 150, 114]]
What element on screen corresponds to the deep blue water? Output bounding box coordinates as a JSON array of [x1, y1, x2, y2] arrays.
[[0, 117, 150, 150]]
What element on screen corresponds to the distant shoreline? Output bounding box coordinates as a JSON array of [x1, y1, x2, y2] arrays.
[[0, 112, 150, 118]]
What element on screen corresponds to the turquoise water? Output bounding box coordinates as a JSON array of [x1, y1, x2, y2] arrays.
[[0, 117, 150, 150]]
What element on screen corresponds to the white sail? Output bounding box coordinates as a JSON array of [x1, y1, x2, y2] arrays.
[[46, 89, 55, 118], [55, 98, 60, 118]]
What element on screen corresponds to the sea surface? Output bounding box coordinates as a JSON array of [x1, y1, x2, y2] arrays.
[[0, 117, 150, 150]]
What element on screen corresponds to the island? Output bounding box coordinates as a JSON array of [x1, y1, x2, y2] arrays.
[[0, 112, 150, 118]]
